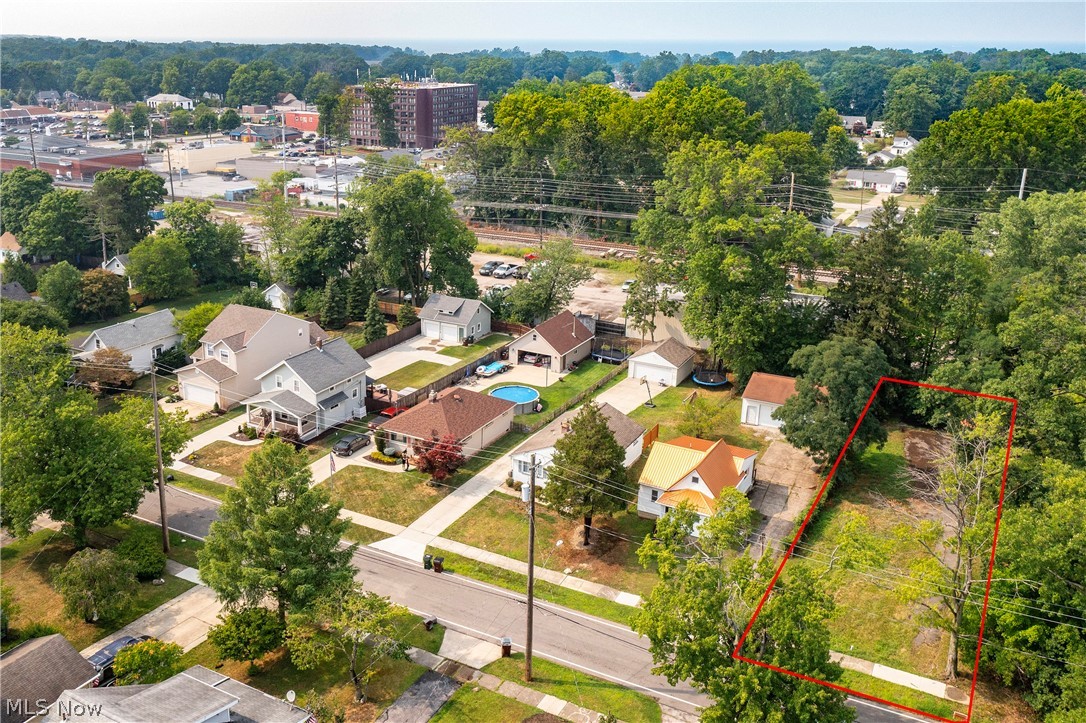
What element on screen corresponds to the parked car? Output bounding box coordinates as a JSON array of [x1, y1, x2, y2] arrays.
[[621, 279, 636, 293], [512, 266, 530, 279], [379, 406, 409, 418], [523, 252, 540, 262], [88, 635, 152, 687], [490, 284, 513, 294], [493, 264, 520, 279], [332, 433, 371, 457], [479, 260, 501, 276], [376, 287, 395, 296]]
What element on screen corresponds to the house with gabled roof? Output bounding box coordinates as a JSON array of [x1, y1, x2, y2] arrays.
[[0, 231, 24, 260], [378, 387, 515, 459], [175, 304, 327, 410], [627, 337, 695, 387], [636, 436, 758, 531], [0, 281, 33, 302], [242, 337, 370, 440], [506, 310, 594, 373], [0, 634, 98, 723], [510, 402, 645, 488], [262, 281, 298, 312], [72, 309, 181, 372], [419, 293, 491, 342], [101, 254, 132, 288]]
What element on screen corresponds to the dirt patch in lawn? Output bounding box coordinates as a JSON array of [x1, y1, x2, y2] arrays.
[[903, 429, 951, 471], [185, 440, 258, 479]]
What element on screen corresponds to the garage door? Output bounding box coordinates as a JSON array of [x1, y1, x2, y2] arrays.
[[183, 383, 217, 406], [422, 321, 440, 339], [440, 324, 461, 342], [631, 361, 675, 386]]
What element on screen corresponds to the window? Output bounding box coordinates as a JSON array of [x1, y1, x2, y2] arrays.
[[650, 489, 659, 503], [205, 343, 214, 356], [219, 350, 228, 362], [275, 375, 283, 389], [692, 475, 700, 485], [152, 346, 163, 359], [329, 403, 339, 410], [95, 339, 102, 349], [351, 388, 358, 398], [293, 380, 300, 392], [518, 460, 530, 475]]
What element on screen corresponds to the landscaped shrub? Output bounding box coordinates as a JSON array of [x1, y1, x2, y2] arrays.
[[367, 451, 399, 465], [115, 525, 167, 580]]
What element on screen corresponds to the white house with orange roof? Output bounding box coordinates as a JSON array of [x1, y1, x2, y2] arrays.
[[636, 436, 758, 532]]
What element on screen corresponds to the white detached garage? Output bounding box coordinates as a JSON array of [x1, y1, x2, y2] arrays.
[[740, 372, 798, 429], [628, 338, 695, 387], [419, 294, 492, 343]]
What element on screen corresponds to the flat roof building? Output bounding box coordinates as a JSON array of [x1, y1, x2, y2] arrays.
[[347, 79, 477, 150]]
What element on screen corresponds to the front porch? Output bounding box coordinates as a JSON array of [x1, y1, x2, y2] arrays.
[[247, 408, 318, 440]]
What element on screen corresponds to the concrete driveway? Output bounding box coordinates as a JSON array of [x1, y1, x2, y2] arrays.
[[748, 440, 822, 557], [364, 335, 462, 380], [592, 374, 650, 414]]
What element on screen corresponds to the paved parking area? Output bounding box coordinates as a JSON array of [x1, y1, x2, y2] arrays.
[[748, 440, 822, 557]]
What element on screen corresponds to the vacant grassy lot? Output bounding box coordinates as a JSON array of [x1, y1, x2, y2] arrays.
[[431, 685, 540, 723], [1, 530, 194, 653], [338, 320, 398, 350], [180, 609, 439, 723], [425, 548, 635, 626], [443, 495, 659, 597], [322, 466, 438, 526], [484, 654, 661, 723], [187, 440, 258, 479], [437, 333, 512, 360], [627, 382, 768, 452], [67, 285, 244, 342], [376, 360, 449, 391]]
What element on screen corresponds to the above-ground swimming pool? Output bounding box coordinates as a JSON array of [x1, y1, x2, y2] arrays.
[[489, 385, 541, 415]]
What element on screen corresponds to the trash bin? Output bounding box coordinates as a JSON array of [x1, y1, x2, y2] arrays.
[[424, 616, 437, 631], [501, 637, 512, 657], [423, 554, 433, 570], [433, 556, 445, 573]]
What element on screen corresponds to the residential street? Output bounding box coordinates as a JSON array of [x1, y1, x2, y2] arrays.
[[138, 485, 938, 723]]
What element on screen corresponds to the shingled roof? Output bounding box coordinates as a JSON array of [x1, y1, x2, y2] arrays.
[[630, 338, 694, 367], [419, 293, 488, 324], [82, 309, 178, 353], [260, 337, 370, 392], [0, 635, 97, 723], [380, 388, 514, 443], [742, 372, 798, 406], [515, 402, 645, 456], [527, 310, 593, 355]]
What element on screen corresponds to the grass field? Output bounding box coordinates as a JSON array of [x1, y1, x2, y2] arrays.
[[437, 333, 512, 360], [425, 548, 636, 626], [627, 382, 768, 452], [187, 440, 258, 479], [322, 466, 437, 527], [1, 530, 195, 653], [187, 407, 246, 437], [343, 521, 392, 546], [431, 685, 540, 723], [376, 360, 449, 391], [443, 495, 659, 597], [838, 670, 961, 719], [168, 470, 231, 501], [92, 518, 205, 569], [484, 654, 661, 723]]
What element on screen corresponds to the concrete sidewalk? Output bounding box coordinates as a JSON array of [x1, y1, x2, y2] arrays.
[[831, 651, 969, 704]]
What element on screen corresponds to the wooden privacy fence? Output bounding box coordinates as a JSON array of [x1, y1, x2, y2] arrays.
[[510, 361, 628, 434], [352, 321, 421, 359], [493, 319, 531, 336]]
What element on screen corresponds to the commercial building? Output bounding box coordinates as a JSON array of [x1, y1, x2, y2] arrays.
[[347, 80, 477, 150], [0, 138, 144, 180], [283, 109, 320, 134]]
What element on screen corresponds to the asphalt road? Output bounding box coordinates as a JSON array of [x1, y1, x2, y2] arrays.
[[138, 485, 934, 722]]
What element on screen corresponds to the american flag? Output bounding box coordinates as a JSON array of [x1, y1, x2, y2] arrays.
[[329, 453, 336, 474]]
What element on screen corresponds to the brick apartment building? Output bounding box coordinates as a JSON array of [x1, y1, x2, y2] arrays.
[[347, 80, 477, 150]]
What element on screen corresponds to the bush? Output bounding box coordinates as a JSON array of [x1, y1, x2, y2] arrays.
[[367, 451, 399, 464], [207, 607, 283, 673], [113, 639, 183, 685], [51, 549, 137, 623], [396, 302, 419, 329], [115, 525, 167, 580], [153, 344, 188, 373]]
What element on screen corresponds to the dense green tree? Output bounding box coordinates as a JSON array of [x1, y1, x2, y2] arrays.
[[1, 256, 37, 292], [106, 108, 128, 137], [218, 108, 242, 131], [127, 233, 196, 301], [774, 335, 891, 475], [21, 189, 93, 259], [79, 268, 130, 320], [168, 109, 191, 133], [304, 71, 341, 101], [346, 258, 377, 321], [0, 167, 53, 236], [633, 501, 853, 722], [395, 299, 418, 329], [199, 438, 356, 624], [462, 56, 518, 96], [286, 584, 409, 703], [51, 549, 137, 624], [38, 261, 83, 321], [810, 106, 842, 146], [225, 59, 287, 106], [623, 247, 678, 342], [86, 169, 167, 253], [163, 199, 243, 284], [761, 129, 833, 218], [506, 238, 593, 324], [0, 300, 67, 333], [178, 302, 224, 354], [160, 55, 200, 96], [208, 607, 284, 674], [280, 213, 364, 291], [822, 124, 862, 170], [963, 73, 1027, 110], [113, 640, 184, 685], [192, 105, 218, 136], [321, 276, 348, 330], [524, 49, 570, 82], [197, 58, 240, 99], [362, 293, 386, 344], [539, 402, 630, 546]]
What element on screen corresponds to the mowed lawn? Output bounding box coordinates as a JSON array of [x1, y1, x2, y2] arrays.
[[180, 609, 444, 722], [480, 360, 617, 424], [320, 466, 440, 527], [442, 494, 660, 598], [437, 333, 512, 360], [627, 382, 768, 452], [376, 360, 449, 391], [431, 686, 541, 723], [187, 440, 258, 479], [1, 530, 195, 653]]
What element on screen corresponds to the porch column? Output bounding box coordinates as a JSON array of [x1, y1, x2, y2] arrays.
[[296, 415, 303, 437]]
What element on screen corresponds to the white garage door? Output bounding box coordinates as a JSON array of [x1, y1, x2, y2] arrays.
[[440, 324, 461, 342], [631, 360, 676, 387], [183, 384, 217, 406], [422, 321, 440, 339]]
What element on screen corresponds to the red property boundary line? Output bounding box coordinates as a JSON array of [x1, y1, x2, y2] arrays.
[[731, 377, 1018, 723]]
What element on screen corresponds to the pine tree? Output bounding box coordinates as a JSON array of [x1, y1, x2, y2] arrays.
[[321, 276, 348, 329], [363, 293, 387, 344], [346, 262, 375, 321], [396, 302, 419, 329], [540, 402, 631, 546]]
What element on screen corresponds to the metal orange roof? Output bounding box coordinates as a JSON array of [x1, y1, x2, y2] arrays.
[[657, 488, 715, 516], [638, 436, 756, 498]]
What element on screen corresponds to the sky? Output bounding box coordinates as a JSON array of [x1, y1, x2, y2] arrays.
[[3, 1, 1084, 54]]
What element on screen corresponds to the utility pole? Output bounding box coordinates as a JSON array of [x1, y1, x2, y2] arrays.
[[281, 112, 288, 201], [538, 172, 544, 247], [787, 172, 795, 212], [1018, 168, 1028, 200], [525, 453, 536, 682], [151, 372, 171, 554], [28, 123, 38, 169], [858, 168, 866, 214], [164, 147, 177, 202]]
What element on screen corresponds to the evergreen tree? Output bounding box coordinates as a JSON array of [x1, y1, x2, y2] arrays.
[[345, 259, 376, 321], [199, 438, 356, 624], [396, 301, 419, 329], [320, 276, 348, 329], [539, 402, 630, 546], [363, 293, 386, 344], [1, 256, 37, 292]]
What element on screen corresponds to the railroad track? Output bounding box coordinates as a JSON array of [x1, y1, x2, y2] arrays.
[[473, 227, 640, 256]]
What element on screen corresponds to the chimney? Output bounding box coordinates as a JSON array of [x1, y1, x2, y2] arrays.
[[316, 337, 323, 351], [429, 390, 438, 403], [453, 394, 462, 402]]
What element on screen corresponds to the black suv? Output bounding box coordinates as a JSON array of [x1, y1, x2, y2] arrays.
[[87, 635, 152, 687], [332, 433, 371, 457], [479, 260, 501, 276]]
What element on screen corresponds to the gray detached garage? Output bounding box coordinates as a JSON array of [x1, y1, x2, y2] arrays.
[[627, 338, 695, 387], [419, 294, 492, 343]]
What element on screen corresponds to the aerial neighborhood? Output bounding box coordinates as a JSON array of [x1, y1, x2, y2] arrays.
[[1, 13, 1084, 723]]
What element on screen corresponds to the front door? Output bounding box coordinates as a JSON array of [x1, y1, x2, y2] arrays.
[[745, 403, 759, 424]]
